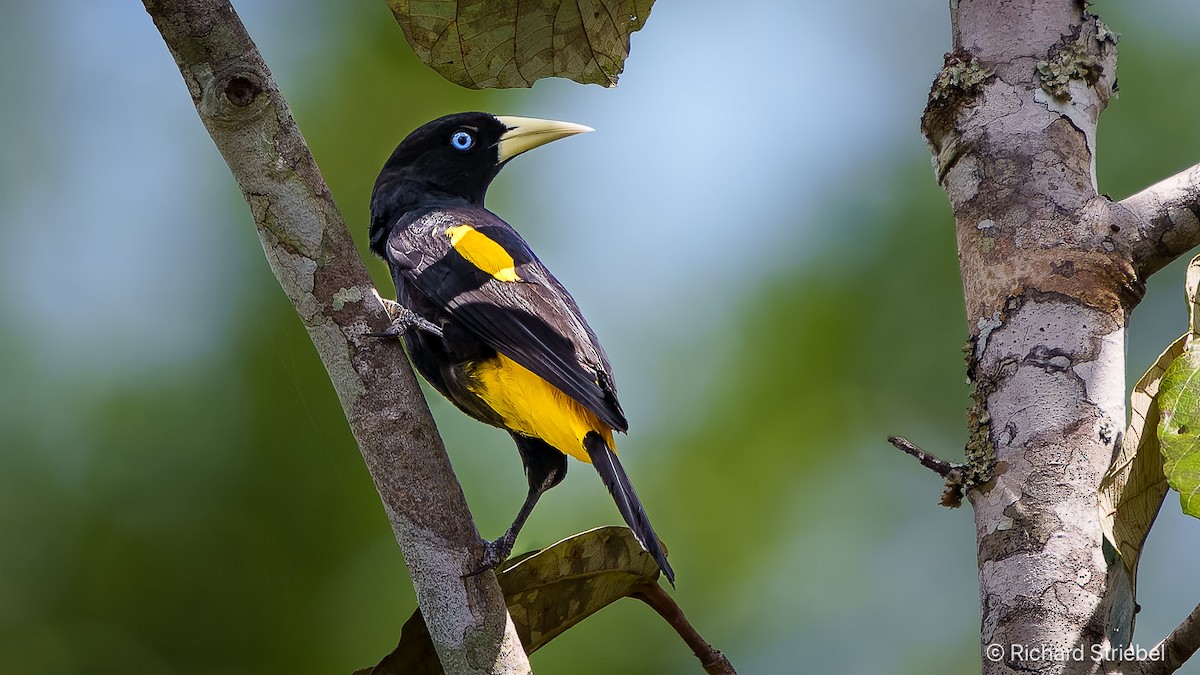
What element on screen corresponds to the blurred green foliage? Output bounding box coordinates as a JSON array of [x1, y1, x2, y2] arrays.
[[2, 2, 1200, 675]]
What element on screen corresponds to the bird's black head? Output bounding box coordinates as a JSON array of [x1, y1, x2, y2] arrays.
[[369, 112, 592, 256]]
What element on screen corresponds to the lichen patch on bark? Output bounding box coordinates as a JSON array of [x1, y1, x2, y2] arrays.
[[1036, 24, 1104, 101]]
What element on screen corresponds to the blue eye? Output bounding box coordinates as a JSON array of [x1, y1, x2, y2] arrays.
[[450, 130, 474, 151]]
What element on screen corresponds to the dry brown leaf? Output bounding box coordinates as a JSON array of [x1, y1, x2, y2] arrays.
[[362, 526, 662, 674], [1098, 255, 1200, 646], [386, 0, 653, 89], [1100, 255, 1200, 573], [1099, 335, 1182, 573]]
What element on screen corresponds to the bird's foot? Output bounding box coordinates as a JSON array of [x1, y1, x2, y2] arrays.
[[371, 295, 443, 338], [463, 536, 516, 578]]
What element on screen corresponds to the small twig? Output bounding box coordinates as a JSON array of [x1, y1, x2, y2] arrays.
[[887, 436, 969, 508], [633, 582, 737, 675], [888, 436, 958, 476], [1123, 600, 1200, 675]]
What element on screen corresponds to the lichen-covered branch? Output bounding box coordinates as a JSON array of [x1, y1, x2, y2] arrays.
[[1119, 163, 1200, 279], [886, 436, 969, 507], [140, 1, 530, 672]]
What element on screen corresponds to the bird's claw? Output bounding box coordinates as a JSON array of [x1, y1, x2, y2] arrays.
[[463, 537, 514, 578], [372, 296, 443, 338]]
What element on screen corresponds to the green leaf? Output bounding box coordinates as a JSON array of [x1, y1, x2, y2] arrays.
[[385, 0, 653, 89], [1156, 255, 1200, 521], [1158, 348, 1200, 519], [361, 526, 663, 674]]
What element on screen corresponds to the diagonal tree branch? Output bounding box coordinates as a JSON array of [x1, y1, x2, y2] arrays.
[[1119, 163, 1200, 280], [140, 1, 530, 672], [633, 582, 736, 675], [1125, 600, 1200, 675]]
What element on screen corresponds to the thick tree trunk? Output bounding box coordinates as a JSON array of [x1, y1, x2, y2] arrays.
[[923, 1, 1129, 672], [141, 1, 532, 672], [924, 0, 1200, 671]]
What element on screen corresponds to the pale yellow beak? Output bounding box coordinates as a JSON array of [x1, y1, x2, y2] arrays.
[[495, 116, 593, 163]]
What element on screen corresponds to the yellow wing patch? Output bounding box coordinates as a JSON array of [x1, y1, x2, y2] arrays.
[[445, 224, 521, 282]]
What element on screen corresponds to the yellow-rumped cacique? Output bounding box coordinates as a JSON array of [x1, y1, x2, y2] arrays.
[[368, 112, 674, 584]]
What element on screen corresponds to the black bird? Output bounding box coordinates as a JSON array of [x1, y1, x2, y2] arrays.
[[368, 112, 674, 584]]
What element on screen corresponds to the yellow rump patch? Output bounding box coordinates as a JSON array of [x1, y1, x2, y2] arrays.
[[468, 353, 614, 463], [445, 224, 521, 282]]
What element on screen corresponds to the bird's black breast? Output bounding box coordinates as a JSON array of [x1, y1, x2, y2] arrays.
[[394, 279, 509, 429]]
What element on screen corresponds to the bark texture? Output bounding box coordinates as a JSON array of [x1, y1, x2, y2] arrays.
[[924, 0, 1200, 671], [923, 2, 1129, 672], [1121, 164, 1200, 279], [141, 1, 532, 672]]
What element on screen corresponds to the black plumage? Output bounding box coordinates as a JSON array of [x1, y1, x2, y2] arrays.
[[369, 112, 673, 584]]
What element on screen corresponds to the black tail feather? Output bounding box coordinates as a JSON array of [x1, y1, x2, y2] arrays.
[[583, 432, 675, 585]]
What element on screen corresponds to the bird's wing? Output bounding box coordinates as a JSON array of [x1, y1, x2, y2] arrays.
[[386, 206, 628, 432]]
